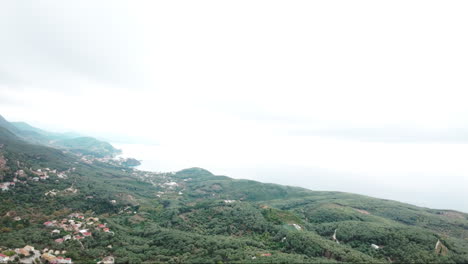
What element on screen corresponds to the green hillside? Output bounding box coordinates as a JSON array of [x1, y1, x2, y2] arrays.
[[0, 118, 467, 263], [0, 115, 120, 157]]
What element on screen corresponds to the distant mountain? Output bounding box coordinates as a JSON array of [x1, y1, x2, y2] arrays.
[[0, 114, 120, 157], [0, 115, 21, 134], [10, 122, 49, 135], [0, 115, 467, 263], [0, 126, 19, 142], [11, 122, 83, 140], [54, 136, 121, 157]]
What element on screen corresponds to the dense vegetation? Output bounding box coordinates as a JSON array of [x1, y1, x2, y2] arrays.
[[0, 115, 468, 263]]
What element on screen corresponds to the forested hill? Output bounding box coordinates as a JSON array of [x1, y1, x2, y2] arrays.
[[0, 114, 121, 157], [0, 118, 468, 263]]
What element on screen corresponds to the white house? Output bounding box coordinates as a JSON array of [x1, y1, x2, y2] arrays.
[[0, 254, 9, 263]]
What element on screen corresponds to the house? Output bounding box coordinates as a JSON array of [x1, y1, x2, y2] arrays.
[[63, 235, 72, 241], [74, 235, 83, 240], [55, 238, 64, 244], [98, 224, 106, 228], [83, 232, 92, 237], [41, 253, 57, 263], [52, 229, 61, 234], [16, 248, 30, 256], [45, 191, 57, 196], [260, 253, 272, 257], [291, 223, 302, 230], [0, 184, 9, 191], [69, 213, 83, 219], [0, 254, 9, 263], [103, 228, 110, 233], [24, 245, 35, 252], [32, 177, 40, 181], [371, 244, 380, 249], [98, 256, 115, 264], [44, 221, 55, 227], [16, 170, 26, 177], [163, 182, 178, 187], [55, 256, 72, 264]]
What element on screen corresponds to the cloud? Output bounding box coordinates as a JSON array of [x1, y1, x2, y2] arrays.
[[1, 0, 468, 212], [0, 1, 148, 90], [1, 0, 468, 143]]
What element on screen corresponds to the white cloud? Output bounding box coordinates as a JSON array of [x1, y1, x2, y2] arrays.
[[1, 0, 468, 211]]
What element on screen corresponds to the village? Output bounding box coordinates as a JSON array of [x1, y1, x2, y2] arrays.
[[0, 244, 71, 264], [44, 212, 114, 244], [0, 167, 70, 192], [0, 211, 115, 264], [76, 153, 140, 169], [0, 244, 114, 264]]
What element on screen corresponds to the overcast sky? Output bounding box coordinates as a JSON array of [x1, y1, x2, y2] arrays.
[[1, 1, 468, 212]]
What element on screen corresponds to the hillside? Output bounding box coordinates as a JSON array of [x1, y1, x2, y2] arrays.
[[0, 120, 467, 263], [0, 115, 120, 157], [53, 137, 121, 158]]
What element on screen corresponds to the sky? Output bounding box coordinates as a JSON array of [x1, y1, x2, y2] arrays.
[[1, 1, 468, 212]]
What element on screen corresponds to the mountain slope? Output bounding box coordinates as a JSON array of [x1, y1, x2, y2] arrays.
[[0, 115, 20, 134], [0, 115, 120, 157], [0, 123, 467, 263], [53, 136, 121, 157]]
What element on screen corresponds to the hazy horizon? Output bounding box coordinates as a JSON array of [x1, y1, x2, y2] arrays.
[[2, 1, 468, 212]]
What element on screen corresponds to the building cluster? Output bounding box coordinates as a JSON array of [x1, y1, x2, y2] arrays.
[[45, 186, 78, 197], [44, 213, 113, 244], [0, 181, 15, 191], [0, 245, 37, 263], [0, 245, 72, 264], [1, 167, 69, 192]]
